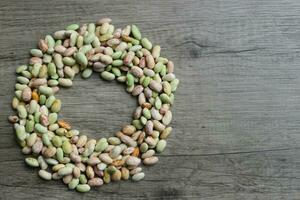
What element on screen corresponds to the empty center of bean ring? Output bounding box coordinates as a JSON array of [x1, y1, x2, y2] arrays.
[[9, 18, 179, 193]]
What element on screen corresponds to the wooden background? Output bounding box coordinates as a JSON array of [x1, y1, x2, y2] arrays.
[[1, 0, 300, 199]]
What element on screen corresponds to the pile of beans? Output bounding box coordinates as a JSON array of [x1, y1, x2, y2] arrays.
[[9, 17, 179, 192]]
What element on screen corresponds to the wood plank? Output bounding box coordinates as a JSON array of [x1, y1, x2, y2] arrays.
[[1, 0, 300, 199]]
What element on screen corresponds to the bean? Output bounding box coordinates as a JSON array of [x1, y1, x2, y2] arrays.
[[141, 38, 152, 50], [38, 156, 48, 170], [88, 178, 103, 186], [83, 32, 95, 44], [8, 115, 19, 123], [76, 184, 90, 193], [58, 166, 73, 176], [17, 105, 27, 119], [132, 172, 145, 181], [75, 52, 88, 67], [170, 78, 179, 92], [145, 55, 154, 69], [38, 170, 52, 180], [143, 156, 158, 165], [99, 153, 113, 164], [152, 45, 161, 59], [131, 25, 141, 40], [51, 99, 61, 113], [118, 133, 137, 147], [160, 127, 172, 139], [162, 110, 172, 125], [35, 123, 48, 134], [156, 139, 167, 153], [97, 17, 112, 25], [126, 156, 141, 166], [109, 146, 122, 159], [95, 138, 108, 152], [68, 178, 79, 189], [100, 54, 113, 64], [26, 133, 37, 147], [149, 80, 162, 92], [111, 169, 121, 181], [129, 167, 141, 176], [39, 86, 53, 96], [101, 71, 115, 81], [132, 85, 144, 96], [25, 157, 39, 167], [30, 49, 43, 57], [81, 68, 93, 79], [58, 78, 73, 87]]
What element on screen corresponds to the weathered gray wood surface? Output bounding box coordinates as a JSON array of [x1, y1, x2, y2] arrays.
[[1, 0, 300, 199]]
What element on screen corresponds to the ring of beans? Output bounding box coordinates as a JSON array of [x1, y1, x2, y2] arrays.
[[9, 18, 179, 192]]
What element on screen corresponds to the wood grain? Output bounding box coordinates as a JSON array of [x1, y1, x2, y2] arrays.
[[1, 0, 300, 199]]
